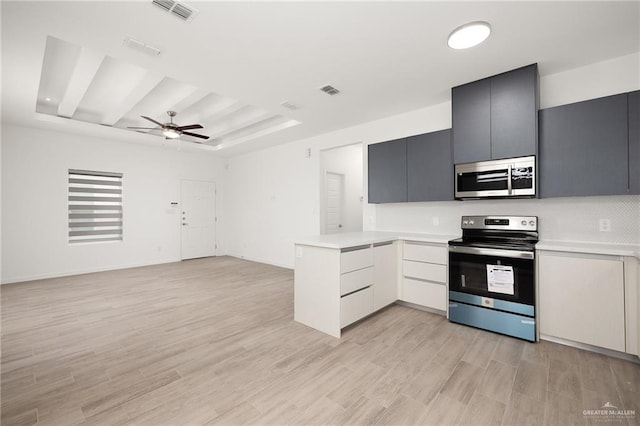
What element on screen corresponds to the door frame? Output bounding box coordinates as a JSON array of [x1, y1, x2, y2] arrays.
[[319, 142, 364, 235]]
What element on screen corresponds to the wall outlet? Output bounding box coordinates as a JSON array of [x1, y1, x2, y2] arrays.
[[599, 219, 611, 232]]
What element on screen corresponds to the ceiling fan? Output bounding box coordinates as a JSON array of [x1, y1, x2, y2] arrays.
[[127, 111, 209, 141]]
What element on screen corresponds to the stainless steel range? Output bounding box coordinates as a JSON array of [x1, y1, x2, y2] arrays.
[[448, 215, 538, 342]]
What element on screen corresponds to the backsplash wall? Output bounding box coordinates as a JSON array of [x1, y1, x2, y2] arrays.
[[374, 195, 640, 245]]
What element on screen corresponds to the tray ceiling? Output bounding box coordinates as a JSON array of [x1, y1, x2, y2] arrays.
[[36, 36, 299, 150]]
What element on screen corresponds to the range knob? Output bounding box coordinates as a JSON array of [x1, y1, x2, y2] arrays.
[[469, 220, 474, 225], [463, 220, 468, 225], [529, 220, 535, 226], [521, 220, 527, 226]]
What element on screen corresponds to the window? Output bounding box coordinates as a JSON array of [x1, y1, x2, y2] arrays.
[[68, 169, 123, 244]]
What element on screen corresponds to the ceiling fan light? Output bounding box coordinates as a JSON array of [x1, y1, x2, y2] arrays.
[[448, 21, 491, 49], [162, 128, 181, 139]]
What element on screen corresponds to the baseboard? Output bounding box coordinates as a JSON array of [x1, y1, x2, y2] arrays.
[[540, 334, 640, 364], [1, 257, 181, 285], [227, 254, 293, 270]]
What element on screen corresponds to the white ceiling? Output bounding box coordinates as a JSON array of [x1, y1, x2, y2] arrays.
[[2, 1, 639, 157]]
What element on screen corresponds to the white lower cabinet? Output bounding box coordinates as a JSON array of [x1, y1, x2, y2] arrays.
[[294, 240, 399, 338], [538, 251, 626, 352], [341, 287, 374, 327], [402, 277, 447, 311], [373, 242, 399, 311], [400, 242, 448, 313]]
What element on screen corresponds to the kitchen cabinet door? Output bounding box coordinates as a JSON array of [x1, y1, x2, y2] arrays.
[[539, 93, 629, 198], [452, 79, 491, 164], [629, 90, 640, 194], [538, 251, 625, 352], [368, 138, 407, 203], [407, 129, 453, 201], [373, 242, 398, 311], [491, 64, 538, 160]]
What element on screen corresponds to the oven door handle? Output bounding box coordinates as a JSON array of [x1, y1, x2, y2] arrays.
[[449, 245, 534, 260]]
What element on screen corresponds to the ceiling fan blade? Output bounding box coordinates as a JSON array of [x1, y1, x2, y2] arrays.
[[127, 126, 157, 130], [176, 124, 203, 131], [182, 131, 210, 140], [141, 115, 164, 126]]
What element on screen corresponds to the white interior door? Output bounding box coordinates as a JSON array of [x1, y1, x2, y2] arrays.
[[325, 172, 344, 234], [181, 180, 216, 260]]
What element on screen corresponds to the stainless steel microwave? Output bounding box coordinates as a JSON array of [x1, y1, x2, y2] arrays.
[[454, 156, 536, 199]]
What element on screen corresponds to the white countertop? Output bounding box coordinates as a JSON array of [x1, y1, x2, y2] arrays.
[[296, 232, 640, 259], [537, 240, 640, 259], [295, 231, 457, 250]]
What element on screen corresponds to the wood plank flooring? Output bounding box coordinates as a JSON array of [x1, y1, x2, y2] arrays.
[[2, 256, 639, 425]]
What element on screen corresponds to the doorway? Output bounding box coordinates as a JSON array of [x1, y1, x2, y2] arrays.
[[181, 179, 216, 260], [320, 144, 363, 234]]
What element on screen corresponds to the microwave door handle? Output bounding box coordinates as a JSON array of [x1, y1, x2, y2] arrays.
[[507, 164, 513, 194]]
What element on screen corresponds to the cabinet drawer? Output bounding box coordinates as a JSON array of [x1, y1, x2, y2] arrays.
[[403, 260, 446, 283], [401, 278, 446, 311], [340, 247, 374, 274], [340, 267, 374, 296], [341, 287, 373, 327], [403, 242, 447, 264]]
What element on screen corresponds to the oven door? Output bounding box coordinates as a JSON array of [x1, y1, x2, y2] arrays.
[[448, 246, 534, 306]]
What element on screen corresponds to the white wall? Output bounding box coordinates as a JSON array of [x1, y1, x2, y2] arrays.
[[320, 144, 363, 234], [227, 53, 640, 269], [1, 124, 227, 283]]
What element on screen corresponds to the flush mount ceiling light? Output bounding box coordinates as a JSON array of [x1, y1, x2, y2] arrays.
[[448, 21, 491, 49]]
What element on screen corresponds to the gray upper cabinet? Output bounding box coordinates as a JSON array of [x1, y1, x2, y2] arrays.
[[451, 79, 491, 164], [368, 138, 407, 203], [452, 64, 538, 164], [629, 90, 639, 194], [539, 93, 629, 198], [407, 129, 453, 202], [491, 65, 538, 159]]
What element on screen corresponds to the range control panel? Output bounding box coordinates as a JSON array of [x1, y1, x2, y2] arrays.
[[461, 215, 537, 232]]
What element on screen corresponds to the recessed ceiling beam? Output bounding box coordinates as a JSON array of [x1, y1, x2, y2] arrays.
[[205, 109, 277, 140], [215, 119, 300, 150], [57, 48, 104, 118], [101, 72, 165, 126]]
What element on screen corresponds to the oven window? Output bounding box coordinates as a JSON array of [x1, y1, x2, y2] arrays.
[[449, 251, 534, 306], [457, 169, 509, 192]]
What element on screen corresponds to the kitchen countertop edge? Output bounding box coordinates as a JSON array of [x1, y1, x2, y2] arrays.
[[295, 231, 457, 250], [536, 240, 640, 259]]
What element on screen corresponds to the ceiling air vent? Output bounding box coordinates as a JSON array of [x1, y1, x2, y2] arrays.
[[320, 85, 340, 96], [124, 36, 161, 56], [280, 101, 300, 111], [151, 0, 199, 22]]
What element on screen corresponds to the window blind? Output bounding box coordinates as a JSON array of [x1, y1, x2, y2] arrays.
[[68, 169, 123, 244]]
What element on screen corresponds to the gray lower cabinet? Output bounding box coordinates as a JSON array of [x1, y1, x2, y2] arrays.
[[539, 93, 629, 197], [368, 138, 407, 203], [629, 90, 639, 194], [407, 129, 453, 201]]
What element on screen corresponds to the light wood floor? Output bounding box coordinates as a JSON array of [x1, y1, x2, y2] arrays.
[[1, 256, 639, 426]]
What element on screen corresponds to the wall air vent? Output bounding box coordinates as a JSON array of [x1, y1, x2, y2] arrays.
[[320, 85, 340, 96], [151, 0, 199, 22]]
